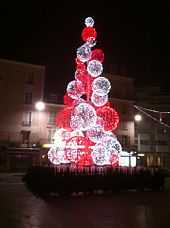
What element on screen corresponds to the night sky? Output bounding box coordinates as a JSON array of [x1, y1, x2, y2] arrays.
[[0, 2, 170, 97]]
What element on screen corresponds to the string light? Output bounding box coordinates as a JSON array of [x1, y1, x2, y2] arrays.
[[134, 105, 170, 128]]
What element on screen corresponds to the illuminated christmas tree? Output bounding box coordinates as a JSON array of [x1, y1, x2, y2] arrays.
[[48, 17, 122, 167]]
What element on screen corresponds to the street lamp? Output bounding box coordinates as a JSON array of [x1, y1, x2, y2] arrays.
[[134, 114, 142, 122], [35, 101, 45, 111]]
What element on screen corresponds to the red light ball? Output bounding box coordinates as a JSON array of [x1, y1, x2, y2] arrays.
[[81, 27, 97, 42], [91, 49, 104, 62], [97, 106, 120, 131]]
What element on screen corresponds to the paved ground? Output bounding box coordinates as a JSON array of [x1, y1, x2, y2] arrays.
[[0, 173, 170, 228]]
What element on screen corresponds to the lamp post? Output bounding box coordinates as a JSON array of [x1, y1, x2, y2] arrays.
[[134, 114, 142, 122], [134, 114, 143, 166], [35, 101, 45, 112], [35, 101, 45, 147]]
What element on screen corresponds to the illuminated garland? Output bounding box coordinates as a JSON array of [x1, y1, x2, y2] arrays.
[[48, 17, 122, 167]]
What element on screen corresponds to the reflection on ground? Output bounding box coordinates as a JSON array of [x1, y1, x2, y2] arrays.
[[0, 174, 170, 228]]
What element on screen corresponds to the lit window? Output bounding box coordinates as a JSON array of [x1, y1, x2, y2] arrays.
[[48, 129, 56, 143], [22, 111, 32, 126], [48, 112, 56, 125]]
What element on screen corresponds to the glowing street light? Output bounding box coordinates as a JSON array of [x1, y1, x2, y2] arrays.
[[35, 101, 45, 111], [134, 114, 142, 122]]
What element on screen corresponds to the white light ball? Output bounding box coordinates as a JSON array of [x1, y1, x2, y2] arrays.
[[91, 92, 108, 107], [48, 147, 61, 165], [67, 80, 85, 99], [102, 136, 122, 154], [77, 44, 91, 62], [92, 77, 111, 95], [70, 103, 97, 131], [87, 60, 103, 77], [85, 17, 94, 27], [91, 144, 110, 166], [86, 125, 105, 143]]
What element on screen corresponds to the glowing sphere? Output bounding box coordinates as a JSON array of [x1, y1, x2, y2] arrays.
[[101, 135, 122, 154], [134, 114, 142, 122], [86, 125, 105, 143], [91, 92, 108, 107], [81, 27, 97, 42], [77, 44, 91, 62], [35, 101, 45, 111], [87, 60, 103, 77], [92, 77, 111, 95], [97, 106, 120, 131], [65, 136, 93, 165], [70, 103, 97, 131], [91, 144, 110, 166], [91, 49, 104, 62], [48, 147, 61, 165], [67, 80, 85, 99], [85, 17, 94, 27]]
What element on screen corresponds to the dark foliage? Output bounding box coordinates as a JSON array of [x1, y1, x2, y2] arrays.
[[23, 166, 165, 197]]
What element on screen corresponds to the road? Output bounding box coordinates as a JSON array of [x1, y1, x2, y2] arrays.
[[0, 173, 170, 228]]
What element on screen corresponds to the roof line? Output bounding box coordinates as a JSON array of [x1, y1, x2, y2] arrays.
[[0, 58, 45, 69]]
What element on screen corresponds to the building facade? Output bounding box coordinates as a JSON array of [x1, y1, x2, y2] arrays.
[[135, 87, 170, 168]]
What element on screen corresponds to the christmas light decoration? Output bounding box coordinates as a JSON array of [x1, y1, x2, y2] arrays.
[[70, 102, 97, 131], [91, 144, 109, 166], [91, 49, 104, 62], [48, 147, 61, 165], [81, 27, 97, 42], [92, 76, 111, 95], [48, 17, 122, 167], [86, 125, 105, 143], [91, 92, 108, 107], [65, 136, 93, 164], [97, 106, 119, 131], [85, 17, 94, 27], [77, 44, 91, 62], [67, 80, 85, 99], [55, 107, 73, 130], [87, 60, 103, 77]]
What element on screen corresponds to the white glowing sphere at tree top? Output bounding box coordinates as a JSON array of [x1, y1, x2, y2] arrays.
[[47, 16, 122, 167]]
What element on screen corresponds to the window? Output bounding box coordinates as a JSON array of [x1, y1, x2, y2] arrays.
[[48, 112, 56, 125], [26, 72, 34, 85], [48, 129, 56, 143], [21, 130, 30, 144], [140, 140, 150, 145], [155, 140, 168, 146], [22, 112, 32, 126], [24, 92, 32, 104], [119, 122, 128, 130], [119, 135, 130, 147]]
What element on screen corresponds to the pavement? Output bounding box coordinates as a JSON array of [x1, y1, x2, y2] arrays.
[[0, 173, 170, 228]]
